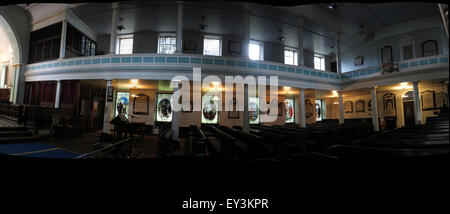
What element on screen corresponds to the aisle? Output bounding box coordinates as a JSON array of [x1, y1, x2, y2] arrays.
[[0, 142, 79, 159]]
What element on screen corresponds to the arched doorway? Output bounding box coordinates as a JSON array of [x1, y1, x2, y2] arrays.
[[402, 91, 415, 126], [0, 13, 22, 104]]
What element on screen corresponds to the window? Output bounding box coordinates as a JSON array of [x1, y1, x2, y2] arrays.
[[402, 45, 414, 60], [284, 48, 298, 65], [249, 40, 264, 60], [314, 55, 325, 71], [284, 98, 295, 123], [28, 22, 62, 63], [381, 46, 393, 64], [65, 23, 96, 58], [117, 35, 133, 54], [203, 35, 222, 56], [422, 40, 438, 57], [158, 34, 176, 54]]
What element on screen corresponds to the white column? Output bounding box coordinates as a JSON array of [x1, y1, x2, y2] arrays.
[[0, 65, 6, 88], [334, 31, 342, 74], [413, 81, 423, 125], [176, 1, 184, 53], [59, 20, 67, 59], [371, 86, 379, 132], [338, 91, 344, 124], [103, 80, 113, 133], [109, 2, 119, 55], [297, 17, 304, 66], [243, 84, 250, 133], [55, 80, 61, 108], [171, 83, 180, 140], [243, 10, 250, 59], [299, 89, 306, 128]]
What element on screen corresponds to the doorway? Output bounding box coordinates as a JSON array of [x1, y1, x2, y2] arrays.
[[402, 91, 415, 126]]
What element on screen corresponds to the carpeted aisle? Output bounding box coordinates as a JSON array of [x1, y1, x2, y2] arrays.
[[0, 142, 79, 159]]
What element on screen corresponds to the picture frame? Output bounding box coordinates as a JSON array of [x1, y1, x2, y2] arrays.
[[356, 100, 365, 112], [354, 56, 364, 66], [305, 99, 314, 118], [421, 90, 435, 110], [133, 93, 149, 115], [345, 101, 353, 113], [422, 40, 438, 57], [435, 92, 448, 108], [184, 40, 196, 52], [228, 41, 241, 54], [383, 92, 396, 117]]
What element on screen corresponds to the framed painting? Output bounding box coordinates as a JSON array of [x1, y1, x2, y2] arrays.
[[133, 94, 149, 115], [229, 41, 241, 55], [356, 100, 365, 112], [383, 92, 396, 117], [421, 90, 435, 110], [184, 41, 196, 52], [345, 101, 353, 113], [354, 56, 364, 66], [435, 92, 448, 108]]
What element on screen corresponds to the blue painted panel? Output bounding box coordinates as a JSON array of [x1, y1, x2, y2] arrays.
[[295, 68, 302, 74], [360, 70, 367, 76], [92, 59, 101, 64], [248, 62, 257, 68], [367, 69, 374, 74], [202, 58, 213, 64], [410, 61, 418, 67], [400, 63, 409, 68], [278, 66, 286, 72], [179, 57, 189, 63], [214, 59, 225, 65], [429, 58, 438, 64], [238, 61, 247, 67], [47, 63, 53, 68], [68, 61, 75, 66], [317, 72, 323, 77], [268, 65, 277, 70], [155, 57, 165, 63], [111, 58, 120, 63], [61, 62, 67, 66], [121, 57, 131, 63], [102, 58, 110, 64], [143, 57, 154, 62], [191, 58, 201, 64], [303, 70, 310, 75], [226, 60, 236, 66], [83, 59, 91, 65], [310, 71, 316, 76], [132, 57, 142, 63], [375, 67, 382, 72], [439, 57, 448, 63], [353, 71, 359, 77], [40, 64, 45, 69], [287, 67, 294, 73], [53, 62, 60, 67], [167, 57, 177, 63], [324, 73, 328, 78], [419, 59, 428, 65], [258, 63, 267, 69], [75, 60, 82, 65]]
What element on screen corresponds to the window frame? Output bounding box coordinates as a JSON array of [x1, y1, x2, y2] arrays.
[[203, 35, 222, 56], [313, 54, 325, 71], [157, 33, 177, 54], [284, 47, 298, 66], [249, 40, 264, 61], [116, 34, 134, 55], [421, 40, 438, 57]]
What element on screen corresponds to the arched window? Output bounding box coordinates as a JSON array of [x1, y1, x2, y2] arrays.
[[422, 40, 438, 57], [381, 45, 393, 64]]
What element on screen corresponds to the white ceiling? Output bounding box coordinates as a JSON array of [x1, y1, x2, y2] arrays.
[[17, 1, 442, 57], [0, 26, 12, 63]]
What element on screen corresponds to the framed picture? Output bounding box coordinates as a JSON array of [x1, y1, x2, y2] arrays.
[[229, 41, 241, 54], [305, 99, 314, 118], [227, 99, 239, 119], [435, 92, 448, 108], [133, 94, 149, 115], [184, 41, 196, 52], [368, 100, 372, 111], [381, 45, 393, 64], [345, 101, 353, 113], [383, 92, 396, 117], [422, 40, 438, 57], [421, 90, 435, 110], [355, 56, 364, 66], [356, 100, 365, 112]]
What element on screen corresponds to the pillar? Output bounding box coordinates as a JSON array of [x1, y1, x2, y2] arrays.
[[413, 81, 423, 125], [103, 80, 113, 133], [297, 17, 304, 66], [334, 31, 342, 74], [59, 20, 67, 59], [171, 83, 180, 140], [243, 84, 250, 133], [243, 10, 250, 59], [338, 91, 344, 124], [109, 2, 119, 55], [371, 86, 379, 132], [299, 89, 306, 128], [176, 1, 184, 53], [55, 80, 61, 108]]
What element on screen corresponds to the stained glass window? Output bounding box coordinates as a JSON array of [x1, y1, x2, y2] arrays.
[[115, 92, 129, 118], [156, 93, 173, 122], [285, 98, 295, 123], [158, 34, 176, 54], [249, 97, 260, 124], [201, 94, 219, 124]]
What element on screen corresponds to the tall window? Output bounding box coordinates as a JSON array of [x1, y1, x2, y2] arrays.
[[249, 40, 264, 61], [422, 40, 438, 57], [203, 35, 222, 56], [314, 55, 325, 71], [284, 48, 298, 65], [117, 35, 133, 54], [158, 34, 176, 54]]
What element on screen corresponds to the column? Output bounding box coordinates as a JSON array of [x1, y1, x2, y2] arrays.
[[103, 80, 113, 133], [109, 2, 119, 54], [176, 1, 184, 53], [413, 81, 423, 125], [243, 10, 250, 59], [55, 80, 61, 108], [59, 20, 67, 59], [299, 89, 306, 128], [338, 91, 344, 124], [334, 31, 342, 74], [371, 86, 379, 132], [243, 84, 250, 133], [171, 83, 180, 140], [297, 17, 304, 66]]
